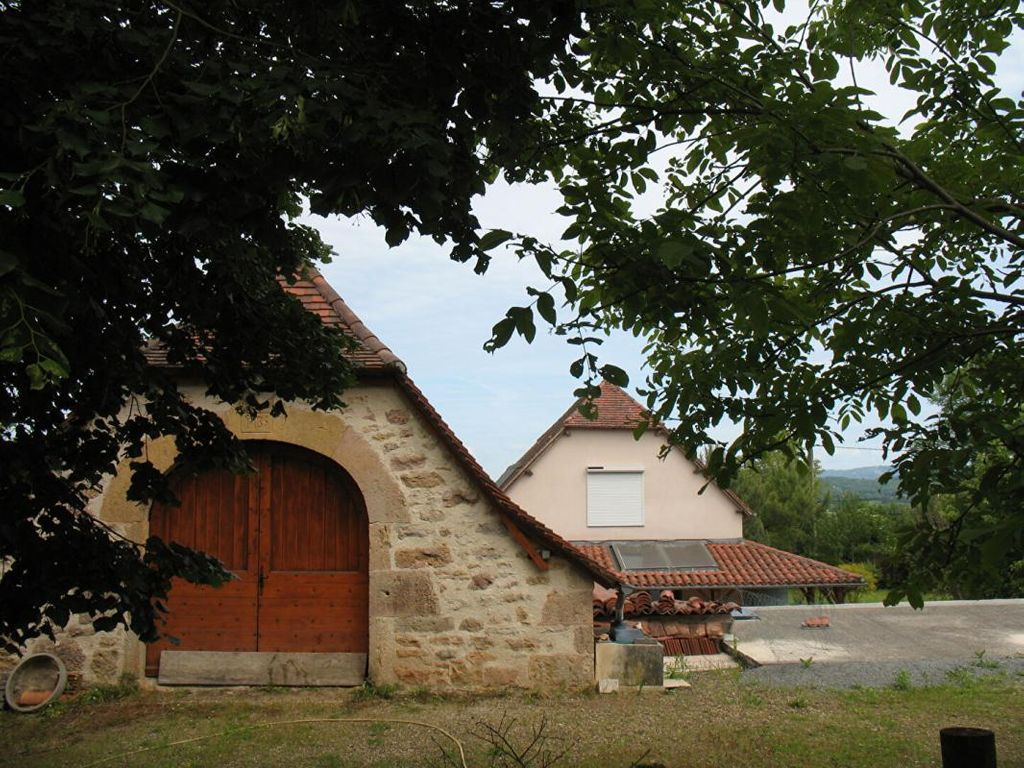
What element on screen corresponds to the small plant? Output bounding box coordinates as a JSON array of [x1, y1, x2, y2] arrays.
[[437, 713, 569, 768], [368, 721, 390, 747], [409, 684, 438, 703], [799, 656, 815, 669], [787, 697, 808, 709], [973, 650, 1001, 670], [353, 680, 399, 701], [664, 656, 690, 681], [892, 670, 912, 691], [945, 665, 976, 687], [79, 673, 139, 704]]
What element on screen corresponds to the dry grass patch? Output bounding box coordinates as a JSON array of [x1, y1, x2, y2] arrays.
[[1, 670, 1021, 767]]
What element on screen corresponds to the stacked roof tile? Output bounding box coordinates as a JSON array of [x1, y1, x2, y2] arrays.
[[579, 540, 864, 589], [593, 593, 738, 620]]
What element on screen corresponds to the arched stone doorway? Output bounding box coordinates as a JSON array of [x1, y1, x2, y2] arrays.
[[145, 441, 369, 680]]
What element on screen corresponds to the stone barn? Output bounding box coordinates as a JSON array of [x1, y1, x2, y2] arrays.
[[19, 270, 619, 690]]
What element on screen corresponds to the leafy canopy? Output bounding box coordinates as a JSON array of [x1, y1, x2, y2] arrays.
[[2, 0, 1022, 645], [0, 0, 578, 649], [482, 0, 1022, 600]]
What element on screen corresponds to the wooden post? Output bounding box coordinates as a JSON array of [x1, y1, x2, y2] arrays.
[[940, 727, 996, 768]]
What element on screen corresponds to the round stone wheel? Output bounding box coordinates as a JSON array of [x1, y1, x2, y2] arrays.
[[4, 653, 68, 713]]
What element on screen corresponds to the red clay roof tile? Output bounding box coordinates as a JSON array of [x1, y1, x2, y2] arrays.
[[142, 269, 403, 372], [577, 540, 865, 589], [564, 380, 648, 429]]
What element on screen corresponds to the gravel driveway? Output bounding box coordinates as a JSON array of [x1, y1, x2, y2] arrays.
[[728, 598, 1024, 688]]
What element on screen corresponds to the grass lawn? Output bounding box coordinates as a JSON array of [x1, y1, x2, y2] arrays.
[[2, 670, 1021, 767]]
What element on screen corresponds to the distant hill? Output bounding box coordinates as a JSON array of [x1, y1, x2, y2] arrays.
[[820, 465, 891, 480], [820, 466, 906, 504]]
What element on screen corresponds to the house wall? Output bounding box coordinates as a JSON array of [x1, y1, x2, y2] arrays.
[[505, 428, 744, 541], [9, 380, 594, 691]]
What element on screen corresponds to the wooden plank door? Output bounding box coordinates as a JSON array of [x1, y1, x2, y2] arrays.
[[145, 465, 260, 676], [256, 445, 369, 653], [147, 442, 369, 675]]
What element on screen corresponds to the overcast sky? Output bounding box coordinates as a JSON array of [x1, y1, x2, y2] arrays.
[[307, 20, 1023, 481]]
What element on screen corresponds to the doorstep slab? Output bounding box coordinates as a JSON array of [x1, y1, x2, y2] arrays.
[[158, 651, 367, 686]]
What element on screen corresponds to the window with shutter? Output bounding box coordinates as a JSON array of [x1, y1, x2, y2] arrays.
[[586, 469, 644, 527]]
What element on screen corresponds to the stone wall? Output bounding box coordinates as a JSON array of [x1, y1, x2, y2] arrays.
[[8, 379, 595, 691]]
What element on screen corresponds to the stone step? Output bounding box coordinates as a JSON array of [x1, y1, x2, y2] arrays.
[[157, 651, 367, 686]]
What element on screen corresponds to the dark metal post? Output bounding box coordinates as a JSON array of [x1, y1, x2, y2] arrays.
[[941, 727, 996, 768]]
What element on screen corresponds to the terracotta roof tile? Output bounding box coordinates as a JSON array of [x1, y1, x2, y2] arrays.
[[142, 269, 403, 373], [593, 593, 738, 619], [659, 637, 721, 655], [576, 540, 865, 589], [564, 381, 648, 429]]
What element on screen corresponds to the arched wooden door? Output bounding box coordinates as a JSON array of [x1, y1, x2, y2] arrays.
[[146, 442, 369, 676]]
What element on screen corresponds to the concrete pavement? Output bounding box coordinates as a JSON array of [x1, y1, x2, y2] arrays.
[[729, 599, 1024, 666]]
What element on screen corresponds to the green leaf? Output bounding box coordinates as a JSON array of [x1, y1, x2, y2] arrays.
[[0, 189, 25, 208], [0, 250, 17, 278], [536, 293, 556, 325], [906, 394, 921, 416], [509, 306, 535, 343], [25, 363, 46, 389], [599, 364, 629, 387], [384, 224, 409, 247], [486, 317, 515, 351], [844, 155, 868, 171], [479, 229, 514, 251], [657, 241, 691, 269], [139, 202, 170, 224]]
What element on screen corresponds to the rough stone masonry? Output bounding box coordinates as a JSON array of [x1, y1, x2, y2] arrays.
[[5, 381, 596, 691]]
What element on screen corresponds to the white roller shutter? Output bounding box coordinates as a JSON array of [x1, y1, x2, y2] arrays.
[[587, 470, 644, 527]]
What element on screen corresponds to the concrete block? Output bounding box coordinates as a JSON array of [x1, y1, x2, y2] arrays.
[[598, 678, 619, 694], [158, 651, 367, 686], [594, 642, 663, 688]]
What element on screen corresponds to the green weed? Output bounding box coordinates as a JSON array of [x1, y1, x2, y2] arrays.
[[665, 656, 690, 681], [891, 670, 912, 691], [79, 673, 139, 704], [973, 650, 1001, 670], [945, 666, 977, 687], [352, 681, 399, 701]]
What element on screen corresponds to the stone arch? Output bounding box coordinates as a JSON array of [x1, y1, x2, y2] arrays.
[[144, 439, 372, 678], [96, 400, 408, 683]]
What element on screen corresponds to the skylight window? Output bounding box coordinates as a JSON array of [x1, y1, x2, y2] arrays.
[[611, 541, 718, 571]]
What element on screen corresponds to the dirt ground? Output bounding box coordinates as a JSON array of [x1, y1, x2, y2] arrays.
[[2, 670, 1022, 767]]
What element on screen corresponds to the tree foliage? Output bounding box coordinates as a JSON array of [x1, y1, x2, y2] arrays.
[[482, 0, 1022, 599], [3, 0, 1022, 645], [885, 357, 1024, 602], [734, 451, 908, 578], [733, 450, 824, 554], [0, 0, 578, 649]]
